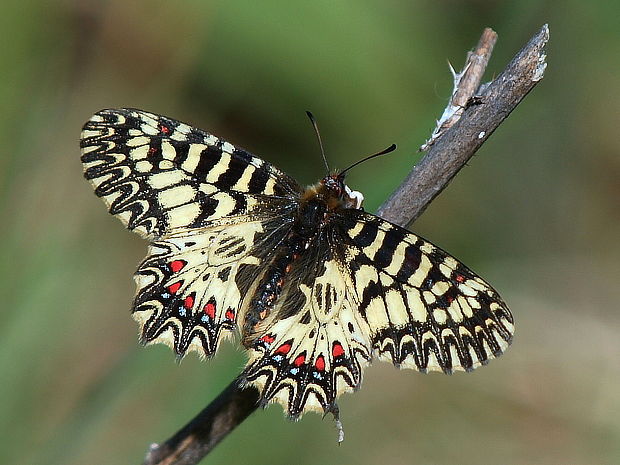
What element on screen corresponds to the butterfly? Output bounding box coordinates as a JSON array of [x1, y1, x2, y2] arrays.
[[81, 108, 514, 420]]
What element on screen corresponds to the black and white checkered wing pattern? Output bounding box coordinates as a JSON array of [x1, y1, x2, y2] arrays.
[[338, 210, 514, 374]]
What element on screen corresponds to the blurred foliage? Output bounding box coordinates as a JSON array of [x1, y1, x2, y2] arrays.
[[1, 1, 619, 464]]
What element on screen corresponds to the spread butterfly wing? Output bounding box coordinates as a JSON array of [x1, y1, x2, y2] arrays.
[[242, 230, 374, 418], [241, 209, 514, 418], [80, 108, 301, 358], [133, 215, 294, 358], [80, 108, 301, 239], [339, 209, 514, 374]]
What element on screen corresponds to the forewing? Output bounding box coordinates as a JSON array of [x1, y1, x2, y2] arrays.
[[339, 209, 514, 373], [242, 232, 373, 418], [80, 108, 302, 239], [134, 214, 295, 358]]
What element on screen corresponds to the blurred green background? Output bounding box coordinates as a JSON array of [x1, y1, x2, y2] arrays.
[[1, 1, 619, 464]]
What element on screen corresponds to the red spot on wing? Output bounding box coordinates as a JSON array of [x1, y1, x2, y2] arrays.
[[147, 147, 158, 156], [275, 342, 292, 355], [447, 295, 454, 304], [203, 302, 216, 319], [183, 294, 195, 309], [168, 281, 183, 294], [169, 260, 187, 273], [455, 274, 465, 283], [293, 353, 306, 367], [260, 334, 275, 344], [315, 355, 325, 371], [159, 124, 171, 135], [332, 342, 345, 358], [225, 309, 235, 320]]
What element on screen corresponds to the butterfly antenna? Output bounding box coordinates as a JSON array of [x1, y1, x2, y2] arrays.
[[338, 143, 397, 176], [306, 111, 330, 175]]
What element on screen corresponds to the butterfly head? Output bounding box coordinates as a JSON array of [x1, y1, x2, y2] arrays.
[[320, 143, 396, 211], [303, 111, 393, 212], [323, 174, 365, 209], [304, 174, 364, 211]]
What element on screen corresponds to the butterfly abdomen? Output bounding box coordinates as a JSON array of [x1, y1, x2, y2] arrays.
[[242, 195, 333, 342]]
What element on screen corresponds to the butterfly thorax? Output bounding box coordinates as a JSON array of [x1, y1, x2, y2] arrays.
[[241, 175, 363, 343]]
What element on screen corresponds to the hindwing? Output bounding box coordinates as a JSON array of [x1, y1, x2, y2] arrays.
[[242, 231, 372, 418], [133, 215, 294, 358]]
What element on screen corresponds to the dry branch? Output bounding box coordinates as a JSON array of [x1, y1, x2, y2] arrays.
[[142, 24, 549, 465], [419, 27, 497, 151], [143, 383, 259, 465], [377, 25, 548, 226]]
